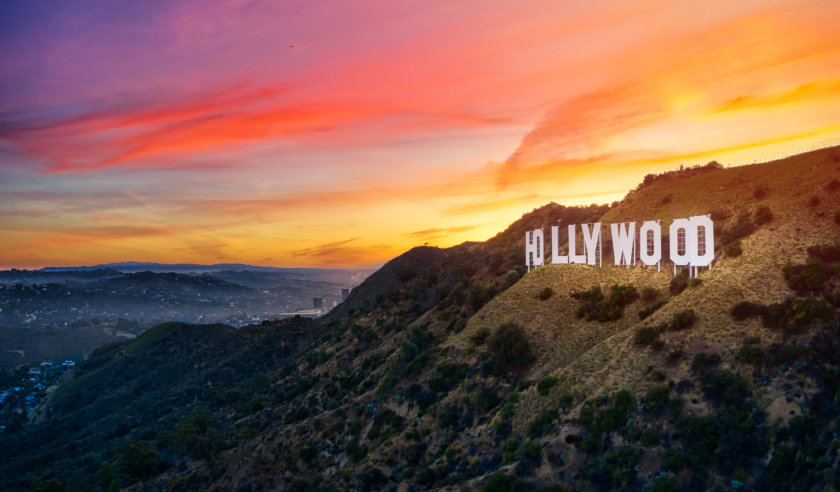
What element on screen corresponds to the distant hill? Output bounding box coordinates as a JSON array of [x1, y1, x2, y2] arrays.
[[2, 146, 839, 492], [0, 267, 373, 366]]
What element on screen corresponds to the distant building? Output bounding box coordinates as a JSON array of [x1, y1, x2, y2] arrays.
[[313, 297, 323, 310], [341, 288, 351, 301]]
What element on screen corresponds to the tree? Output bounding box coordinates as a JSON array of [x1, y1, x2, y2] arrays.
[[119, 440, 158, 482]]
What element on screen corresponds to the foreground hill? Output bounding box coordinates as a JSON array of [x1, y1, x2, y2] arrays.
[[2, 147, 839, 491]]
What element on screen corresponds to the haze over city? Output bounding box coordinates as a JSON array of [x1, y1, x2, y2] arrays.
[[2, 0, 840, 269]]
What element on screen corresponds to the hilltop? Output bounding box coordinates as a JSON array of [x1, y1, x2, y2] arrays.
[[2, 147, 839, 491]]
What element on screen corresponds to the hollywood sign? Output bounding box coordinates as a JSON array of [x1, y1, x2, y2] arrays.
[[525, 215, 714, 277]]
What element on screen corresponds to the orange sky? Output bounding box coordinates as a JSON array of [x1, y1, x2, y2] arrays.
[[1, 0, 840, 269]]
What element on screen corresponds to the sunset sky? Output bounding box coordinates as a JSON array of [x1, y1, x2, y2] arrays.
[[2, 0, 840, 269]]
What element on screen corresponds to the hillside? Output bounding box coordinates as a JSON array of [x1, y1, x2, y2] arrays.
[[2, 146, 839, 492]]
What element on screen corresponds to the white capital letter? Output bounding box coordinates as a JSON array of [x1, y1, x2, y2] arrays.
[[525, 229, 544, 270], [669, 218, 691, 266], [689, 215, 714, 267], [582, 223, 601, 266], [611, 222, 635, 266], [551, 226, 568, 264], [639, 220, 661, 266], [568, 224, 587, 264]]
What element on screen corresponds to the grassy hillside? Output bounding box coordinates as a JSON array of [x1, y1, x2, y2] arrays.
[[3, 146, 839, 492]]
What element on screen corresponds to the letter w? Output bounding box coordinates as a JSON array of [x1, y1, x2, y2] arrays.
[[611, 222, 635, 267]]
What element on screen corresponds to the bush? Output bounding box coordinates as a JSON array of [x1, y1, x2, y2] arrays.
[[806, 244, 840, 262], [669, 271, 689, 295], [401, 326, 434, 362], [753, 186, 769, 199], [721, 213, 757, 244], [668, 310, 697, 331], [641, 429, 662, 447], [482, 471, 530, 492], [428, 363, 469, 393], [771, 344, 809, 365], [691, 352, 721, 374], [537, 375, 558, 396], [645, 385, 670, 412], [575, 284, 638, 322], [808, 195, 821, 207], [639, 299, 666, 320], [610, 284, 639, 307], [759, 298, 832, 331], [737, 342, 764, 366], [702, 370, 749, 407], [537, 287, 554, 301], [640, 286, 659, 302], [754, 206, 773, 225], [469, 282, 500, 312], [827, 179, 840, 192], [487, 323, 533, 370], [470, 327, 490, 345], [783, 258, 828, 291], [634, 326, 659, 345], [730, 301, 766, 320], [835, 212, 840, 226], [724, 240, 743, 257], [527, 409, 557, 437], [119, 440, 158, 482]]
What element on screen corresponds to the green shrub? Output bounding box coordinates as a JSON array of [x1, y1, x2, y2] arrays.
[[482, 471, 530, 492], [640, 286, 659, 302], [737, 343, 764, 366], [537, 375, 558, 396], [730, 301, 766, 320], [634, 327, 659, 345], [806, 244, 840, 262], [575, 284, 638, 322], [725, 240, 743, 257], [754, 205, 773, 225], [639, 300, 666, 320], [650, 473, 681, 492], [470, 327, 490, 345], [427, 363, 469, 393], [771, 344, 809, 365], [691, 352, 721, 374], [119, 440, 158, 482], [669, 271, 689, 295], [783, 258, 829, 291], [580, 436, 599, 452], [722, 213, 757, 244], [468, 282, 499, 312], [527, 409, 557, 437], [641, 429, 662, 447], [702, 370, 749, 407], [610, 284, 640, 307], [299, 443, 317, 465], [668, 310, 697, 331], [645, 385, 670, 412], [762, 297, 834, 331], [401, 326, 434, 362], [537, 287, 554, 301], [518, 441, 542, 461], [487, 323, 533, 370]]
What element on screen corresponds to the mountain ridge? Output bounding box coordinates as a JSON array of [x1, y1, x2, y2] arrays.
[[2, 146, 839, 491]]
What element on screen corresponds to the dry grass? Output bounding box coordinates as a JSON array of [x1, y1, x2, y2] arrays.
[[449, 146, 840, 432]]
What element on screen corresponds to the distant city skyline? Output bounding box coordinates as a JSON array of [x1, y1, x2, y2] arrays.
[[2, 0, 839, 269]]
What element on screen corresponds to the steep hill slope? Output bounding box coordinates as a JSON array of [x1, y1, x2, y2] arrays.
[[3, 146, 839, 492]]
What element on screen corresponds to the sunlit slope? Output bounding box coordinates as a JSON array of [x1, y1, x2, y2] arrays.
[[457, 146, 840, 432]]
